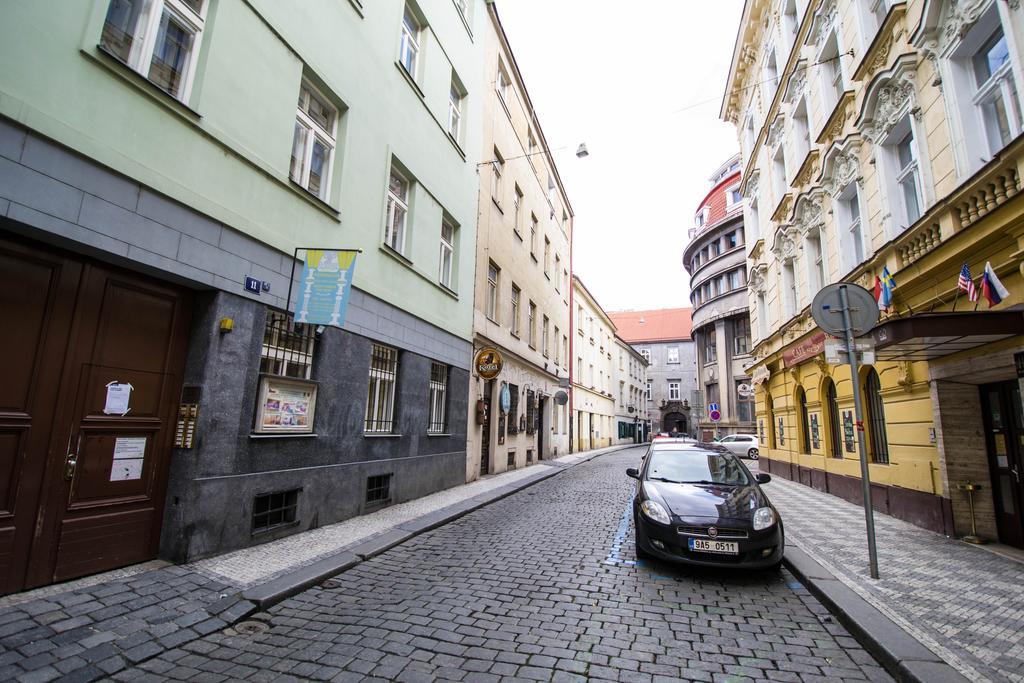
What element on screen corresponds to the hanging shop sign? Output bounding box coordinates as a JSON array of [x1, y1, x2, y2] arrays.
[[843, 411, 856, 452], [294, 250, 359, 327], [475, 347, 504, 380], [782, 332, 827, 367]]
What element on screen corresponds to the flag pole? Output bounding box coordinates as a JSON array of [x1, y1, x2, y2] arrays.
[[951, 287, 960, 312]]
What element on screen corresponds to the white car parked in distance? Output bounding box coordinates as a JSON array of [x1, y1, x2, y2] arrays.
[[717, 434, 759, 459]]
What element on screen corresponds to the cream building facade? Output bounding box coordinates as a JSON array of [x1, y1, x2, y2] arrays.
[[723, 0, 1024, 545], [572, 277, 617, 451], [466, 4, 573, 481], [613, 336, 651, 445]]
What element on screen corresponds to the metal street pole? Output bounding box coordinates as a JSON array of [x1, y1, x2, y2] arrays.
[[838, 285, 880, 579]]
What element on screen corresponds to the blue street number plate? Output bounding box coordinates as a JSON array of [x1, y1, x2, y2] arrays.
[[689, 538, 739, 554]]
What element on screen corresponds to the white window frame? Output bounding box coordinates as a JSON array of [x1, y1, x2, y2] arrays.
[[782, 260, 797, 318], [100, 0, 207, 103], [668, 381, 681, 401], [667, 347, 680, 364], [757, 291, 769, 340], [882, 116, 924, 233], [399, 6, 421, 78], [971, 24, 1022, 156], [448, 82, 463, 142], [554, 255, 561, 292], [491, 150, 504, 205], [513, 184, 523, 233], [496, 65, 511, 106], [819, 29, 846, 115], [542, 315, 550, 357], [543, 237, 551, 277], [836, 182, 867, 272], [290, 80, 338, 202], [365, 344, 399, 434], [439, 218, 455, 289], [427, 362, 448, 434], [385, 168, 410, 254], [804, 227, 828, 297], [528, 301, 537, 348], [510, 284, 520, 335], [487, 262, 499, 321]]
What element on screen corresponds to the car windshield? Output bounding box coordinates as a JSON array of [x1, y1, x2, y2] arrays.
[[645, 449, 750, 486]]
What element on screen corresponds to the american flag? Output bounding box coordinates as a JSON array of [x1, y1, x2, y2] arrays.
[[957, 264, 979, 302]]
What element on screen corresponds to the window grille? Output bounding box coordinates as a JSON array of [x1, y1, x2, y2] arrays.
[[526, 390, 536, 435], [261, 310, 315, 379], [507, 450, 516, 468], [252, 489, 299, 534], [428, 363, 448, 434], [865, 369, 890, 464], [526, 449, 533, 464], [366, 474, 392, 508], [507, 384, 519, 435], [365, 344, 398, 433]]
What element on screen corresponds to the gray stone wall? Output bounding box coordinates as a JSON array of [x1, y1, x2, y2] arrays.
[[161, 291, 469, 563], [635, 340, 698, 432]]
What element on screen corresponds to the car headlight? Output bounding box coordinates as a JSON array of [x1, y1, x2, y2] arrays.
[[640, 500, 671, 525], [753, 507, 775, 531]]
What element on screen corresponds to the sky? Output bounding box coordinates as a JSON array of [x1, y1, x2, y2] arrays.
[[495, 0, 745, 312]]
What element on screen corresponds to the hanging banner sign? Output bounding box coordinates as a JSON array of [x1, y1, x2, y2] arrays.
[[782, 332, 827, 367], [294, 250, 359, 327]]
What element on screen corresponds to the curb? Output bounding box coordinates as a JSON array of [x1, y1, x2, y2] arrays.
[[783, 546, 970, 683], [240, 444, 638, 610]]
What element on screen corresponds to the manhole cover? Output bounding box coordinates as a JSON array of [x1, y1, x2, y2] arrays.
[[232, 620, 270, 636]]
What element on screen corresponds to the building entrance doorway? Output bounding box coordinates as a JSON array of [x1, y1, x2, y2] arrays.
[[0, 234, 192, 594], [663, 412, 688, 434], [480, 380, 493, 476], [980, 381, 1024, 548]]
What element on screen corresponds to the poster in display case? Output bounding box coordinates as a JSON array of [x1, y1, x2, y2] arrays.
[[255, 375, 318, 434]]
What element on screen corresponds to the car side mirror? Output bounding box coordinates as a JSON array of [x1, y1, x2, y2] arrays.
[[626, 468, 640, 480], [756, 473, 771, 484]]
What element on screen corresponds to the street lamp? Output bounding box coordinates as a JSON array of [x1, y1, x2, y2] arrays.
[[477, 142, 590, 167]]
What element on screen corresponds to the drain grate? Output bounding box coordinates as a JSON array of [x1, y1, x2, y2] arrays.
[[231, 620, 270, 636]]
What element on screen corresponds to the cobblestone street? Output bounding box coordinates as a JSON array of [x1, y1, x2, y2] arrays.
[[116, 448, 889, 682]]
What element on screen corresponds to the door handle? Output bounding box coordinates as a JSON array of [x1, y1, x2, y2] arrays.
[[64, 453, 78, 481], [1013, 466, 1021, 484]]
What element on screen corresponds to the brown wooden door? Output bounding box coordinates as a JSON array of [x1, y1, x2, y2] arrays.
[[981, 381, 1024, 549], [0, 235, 191, 593]]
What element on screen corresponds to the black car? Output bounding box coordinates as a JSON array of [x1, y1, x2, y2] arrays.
[[626, 442, 784, 569]]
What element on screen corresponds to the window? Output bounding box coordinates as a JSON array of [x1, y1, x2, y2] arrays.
[[448, 82, 463, 141], [366, 474, 393, 509], [667, 347, 680, 364], [825, 378, 842, 458], [781, 261, 797, 318], [709, 241, 720, 258], [705, 328, 717, 363], [491, 150, 504, 204], [772, 145, 787, 205], [399, 6, 421, 77], [526, 390, 536, 435], [496, 65, 511, 105], [577, 305, 584, 333], [252, 489, 298, 534], [972, 25, 1021, 155], [695, 207, 710, 228], [736, 380, 754, 422], [668, 381, 681, 401], [859, 0, 889, 45], [454, 0, 469, 20], [513, 185, 523, 232], [734, 317, 751, 355], [528, 128, 537, 153], [895, 128, 922, 225], [706, 382, 720, 406], [727, 231, 739, 249], [428, 363, 448, 434], [726, 186, 742, 207], [728, 269, 742, 291], [530, 215, 538, 257], [542, 315, 550, 357], [757, 291, 769, 340], [793, 98, 811, 164], [290, 81, 337, 201], [385, 169, 409, 254], [781, 0, 799, 61], [554, 255, 561, 291], [577, 356, 583, 380], [510, 284, 520, 335], [765, 47, 779, 92], [645, 380, 652, 400], [805, 228, 827, 295], [820, 30, 845, 114], [439, 219, 455, 289], [838, 183, 866, 271], [528, 301, 537, 348], [100, 0, 206, 102], [553, 326, 560, 363], [261, 310, 315, 379], [508, 384, 519, 435], [365, 344, 398, 433], [562, 336, 569, 368], [797, 387, 811, 454], [487, 262, 500, 321], [748, 198, 760, 241], [543, 237, 551, 277], [864, 368, 889, 463]]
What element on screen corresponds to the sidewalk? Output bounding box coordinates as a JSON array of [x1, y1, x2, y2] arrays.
[[0, 444, 634, 683], [765, 473, 1024, 683]]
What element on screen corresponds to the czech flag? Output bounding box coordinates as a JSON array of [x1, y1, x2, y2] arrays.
[[981, 261, 1010, 308]]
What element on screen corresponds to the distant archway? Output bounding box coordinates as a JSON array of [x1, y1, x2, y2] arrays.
[[662, 412, 688, 434]]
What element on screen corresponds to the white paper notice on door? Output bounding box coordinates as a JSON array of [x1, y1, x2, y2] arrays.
[[104, 382, 133, 415], [110, 437, 146, 482]]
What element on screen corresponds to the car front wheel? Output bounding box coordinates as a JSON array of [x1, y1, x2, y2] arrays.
[[748, 448, 759, 460]]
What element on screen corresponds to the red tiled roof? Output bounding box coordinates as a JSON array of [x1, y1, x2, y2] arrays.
[[608, 308, 693, 343]]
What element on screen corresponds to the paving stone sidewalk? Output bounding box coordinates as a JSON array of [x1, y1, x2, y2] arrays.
[[764, 474, 1024, 683], [0, 446, 624, 683]]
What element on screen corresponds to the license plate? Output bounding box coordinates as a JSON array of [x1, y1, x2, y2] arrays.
[[688, 538, 739, 554]]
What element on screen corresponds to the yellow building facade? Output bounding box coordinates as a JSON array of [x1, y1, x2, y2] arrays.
[[723, 0, 1024, 546], [572, 276, 617, 452]]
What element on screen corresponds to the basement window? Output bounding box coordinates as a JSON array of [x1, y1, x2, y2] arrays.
[[252, 489, 299, 534], [366, 474, 393, 509]]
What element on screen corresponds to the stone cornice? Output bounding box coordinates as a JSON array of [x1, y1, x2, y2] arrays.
[[853, 2, 909, 82], [815, 90, 855, 146]]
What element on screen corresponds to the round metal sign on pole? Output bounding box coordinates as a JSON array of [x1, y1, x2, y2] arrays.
[[811, 283, 879, 338]]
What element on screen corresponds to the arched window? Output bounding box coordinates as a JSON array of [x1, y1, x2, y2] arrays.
[[864, 368, 889, 464], [825, 379, 842, 458], [766, 393, 777, 450], [797, 387, 811, 454]]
